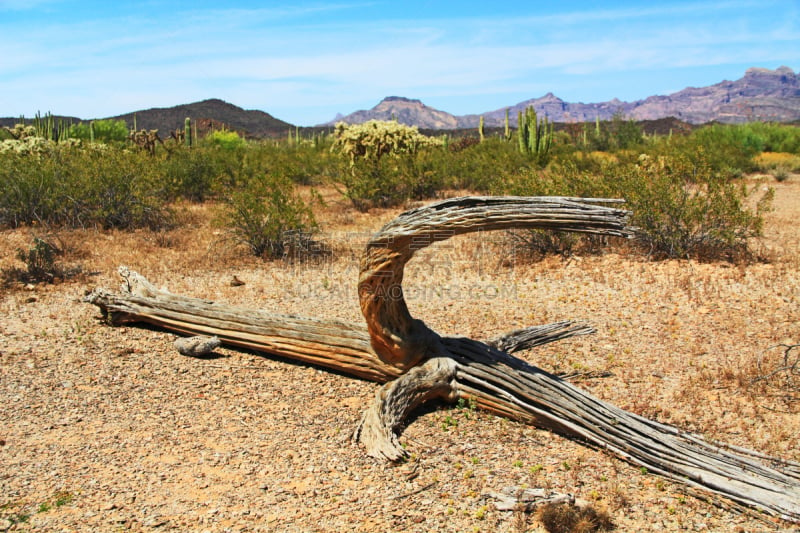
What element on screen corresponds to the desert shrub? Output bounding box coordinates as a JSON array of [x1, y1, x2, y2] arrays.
[[737, 122, 800, 154], [617, 154, 772, 260], [67, 146, 172, 229], [203, 129, 246, 151], [330, 155, 408, 210], [220, 172, 318, 258], [498, 152, 770, 262], [0, 145, 171, 230], [2, 236, 74, 284], [160, 146, 224, 202], [443, 138, 530, 191], [0, 148, 61, 226], [263, 142, 332, 186], [675, 125, 761, 177], [68, 119, 129, 143], [754, 152, 800, 182], [331, 120, 443, 209]]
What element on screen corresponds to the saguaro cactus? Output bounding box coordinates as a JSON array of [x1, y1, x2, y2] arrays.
[[184, 117, 192, 148]]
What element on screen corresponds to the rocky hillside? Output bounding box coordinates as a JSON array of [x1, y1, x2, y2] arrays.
[[332, 66, 800, 128], [108, 99, 292, 138], [330, 96, 460, 129], [1, 99, 292, 139]]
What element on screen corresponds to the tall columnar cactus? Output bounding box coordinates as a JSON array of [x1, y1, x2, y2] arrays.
[[504, 109, 511, 141], [516, 106, 553, 165], [31, 111, 70, 142], [478, 115, 485, 142], [89, 121, 95, 143], [185, 117, 192, 148]]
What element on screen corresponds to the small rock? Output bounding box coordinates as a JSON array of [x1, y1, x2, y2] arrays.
[[174, 336, 221, 357]]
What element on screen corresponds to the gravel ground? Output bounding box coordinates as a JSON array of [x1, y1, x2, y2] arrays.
[[1, 181, 799, 532]]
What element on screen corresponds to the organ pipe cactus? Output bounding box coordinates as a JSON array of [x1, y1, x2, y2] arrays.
[[517, 106, 553, 166]]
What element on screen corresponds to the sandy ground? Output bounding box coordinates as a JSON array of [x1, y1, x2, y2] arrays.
[[1, 179, 799, 532]]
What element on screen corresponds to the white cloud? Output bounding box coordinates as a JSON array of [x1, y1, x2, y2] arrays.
[[0, 0, 797, 124]]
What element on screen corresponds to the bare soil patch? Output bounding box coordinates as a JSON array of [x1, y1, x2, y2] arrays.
[[1, 180, 799, 532]]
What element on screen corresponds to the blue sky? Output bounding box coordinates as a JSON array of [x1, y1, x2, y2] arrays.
[[1, 0, 798, 125]]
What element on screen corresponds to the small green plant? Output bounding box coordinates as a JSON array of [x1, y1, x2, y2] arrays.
[[3, 237, 67, 284], [456, 396, 477, 411], [441, 415, 458, 430], [513, 460, 524, 468], [474, 505, 488, 520]]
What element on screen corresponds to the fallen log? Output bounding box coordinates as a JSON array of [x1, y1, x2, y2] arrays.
[[84, 196, 800, 523]]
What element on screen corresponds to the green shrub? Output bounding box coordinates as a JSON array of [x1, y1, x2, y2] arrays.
[[160, 146, 223, 202], [0, 144, 171, 230], [675, 125, 762, 177], [68, 119, 129, 143], [220, 172, 318, 258], [203, 129, 246, 151], [499, 152, 770, 262], [618, 154, 772, 260]]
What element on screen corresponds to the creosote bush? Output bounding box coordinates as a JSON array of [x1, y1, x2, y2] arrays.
[[220, 172, 318, 259], [1, 118, 792, 265], [0, 144, 172, 230], [501, 147, 772, 261]]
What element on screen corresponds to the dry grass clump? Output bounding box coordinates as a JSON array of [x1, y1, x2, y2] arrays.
[[537, 502, 615, 533]]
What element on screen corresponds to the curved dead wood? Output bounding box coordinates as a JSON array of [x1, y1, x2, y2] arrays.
[[358, 196, 631, 371], [355, 196, 799, 522], [83, 197, 800, 523]]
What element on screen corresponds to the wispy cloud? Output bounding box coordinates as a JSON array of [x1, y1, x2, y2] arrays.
[[0, 0, 797, 124]]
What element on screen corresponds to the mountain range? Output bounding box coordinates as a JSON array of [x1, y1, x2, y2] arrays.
[[332, 66, 800, 128], [2, 66, 798, 137]]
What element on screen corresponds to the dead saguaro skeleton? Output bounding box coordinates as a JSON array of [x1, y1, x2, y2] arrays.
[[84, 196, 800, 523]]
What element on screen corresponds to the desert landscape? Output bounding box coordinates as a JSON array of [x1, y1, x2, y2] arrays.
[[1, 172, 798, 531]]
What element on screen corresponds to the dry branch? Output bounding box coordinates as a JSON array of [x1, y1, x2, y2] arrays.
[[84, 196, 800, 523]]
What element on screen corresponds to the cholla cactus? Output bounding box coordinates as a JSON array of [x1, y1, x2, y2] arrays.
[[0, 136, 53, 154], [331, 120, 441, 164]]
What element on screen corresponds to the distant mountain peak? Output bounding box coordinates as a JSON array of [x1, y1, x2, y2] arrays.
[[327, 95, 458, 129], [382, 96, 423, 105], [746, 65, 795, 77]]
